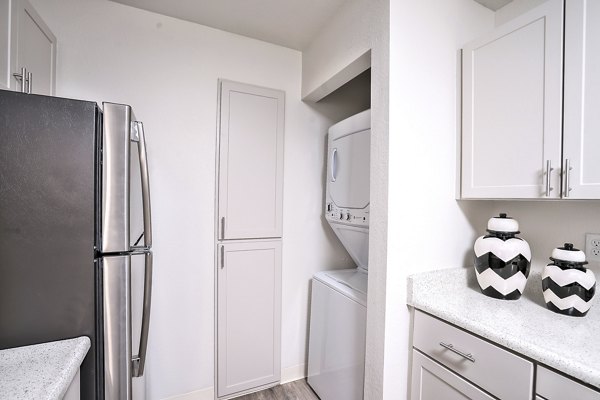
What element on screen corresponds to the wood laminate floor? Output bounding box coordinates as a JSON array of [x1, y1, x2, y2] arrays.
[[233, 380, 320, 400]]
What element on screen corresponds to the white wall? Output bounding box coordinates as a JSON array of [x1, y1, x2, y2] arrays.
[[388, 1, 494, 398], [29, 0, 352, 398]]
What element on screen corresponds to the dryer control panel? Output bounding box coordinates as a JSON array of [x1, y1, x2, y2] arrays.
[[325, 202, 369, 227]]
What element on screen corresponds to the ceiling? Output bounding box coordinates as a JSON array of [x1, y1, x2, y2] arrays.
[[473, 0, 513, 11], [109, 0, 349, 50]]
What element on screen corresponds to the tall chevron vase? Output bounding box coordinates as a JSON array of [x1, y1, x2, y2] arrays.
[[474, 214, 531, 300], [543, 243, 596, 317]]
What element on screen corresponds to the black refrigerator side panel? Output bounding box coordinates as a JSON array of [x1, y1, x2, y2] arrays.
[[0, 90, 99, 400]]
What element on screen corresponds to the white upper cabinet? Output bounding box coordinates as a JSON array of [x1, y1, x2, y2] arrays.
[[461, 0, 564, 199], [0, 0, 56, 95], [217, 80, 284, 240], [563, 0, 600, 199]]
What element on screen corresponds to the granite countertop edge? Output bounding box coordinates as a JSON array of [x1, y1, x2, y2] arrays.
[[407, 267, 600, 390], [0, 336, 91, 400]]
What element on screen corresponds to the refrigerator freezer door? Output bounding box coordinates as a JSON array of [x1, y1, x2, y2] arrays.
[[103, 254, 132, 400], [102, 103, 152, 253], [103, 251, 152, 400], [102, 103, 132, 253]]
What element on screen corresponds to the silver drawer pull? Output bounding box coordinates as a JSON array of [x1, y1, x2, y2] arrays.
[[439, 342, 476, 363]]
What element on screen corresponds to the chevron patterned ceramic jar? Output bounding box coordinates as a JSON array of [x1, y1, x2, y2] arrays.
[[474, 213, 531, 300], [543, 243, 596, 317]]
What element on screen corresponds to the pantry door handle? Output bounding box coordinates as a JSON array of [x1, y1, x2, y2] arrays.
[[439, 342, 476, 363], [220, 245, 225, 269], [545, 160, 554, 197]]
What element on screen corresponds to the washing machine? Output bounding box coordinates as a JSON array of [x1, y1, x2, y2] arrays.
[[307, 269, 367, 400], [308, 109, 370, 400]]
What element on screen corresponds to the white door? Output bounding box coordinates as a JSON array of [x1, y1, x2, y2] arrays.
[[410, 351, 495, 400], [217, 240, 282, 398], [563, 0, 600, 199], [11, 0, 56, 95], [217, 80, 284, 240], [461, 0, 563, 199]]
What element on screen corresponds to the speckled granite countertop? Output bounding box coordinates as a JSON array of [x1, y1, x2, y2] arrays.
[[407, 267, 600, 389], [0, 337, 90, 400]]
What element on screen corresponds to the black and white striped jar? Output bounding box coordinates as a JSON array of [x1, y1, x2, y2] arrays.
[[474, 214, 531, 300], [543, 243, 596, 317]]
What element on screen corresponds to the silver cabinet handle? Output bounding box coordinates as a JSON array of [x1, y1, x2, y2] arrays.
[[545, 160, 554, 197], [13, 67, 27, 93], [131, 121, 152, 249], [221, 217, 225, 240], [27, 72, 32, 94], [220, 245, 225, 269], [330, 148, 338, 182], [439, 342, 475, 363], [564, 159, 573, 198], [132, 251, 153, 377]]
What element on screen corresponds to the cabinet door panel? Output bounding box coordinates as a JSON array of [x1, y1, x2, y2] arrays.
[[217, 241, 281, 397], [563, 0, 600, 199], [411, 350, 495, 400], [462, 0, 563, 199], [13, 0, 56, 95], [218, 80, 284, 240]]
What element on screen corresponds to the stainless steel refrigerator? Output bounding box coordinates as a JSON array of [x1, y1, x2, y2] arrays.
[[0, 89, 153, 399]]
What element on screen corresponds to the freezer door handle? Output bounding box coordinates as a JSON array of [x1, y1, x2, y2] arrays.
[[132, 251, 152, 377], [131, 121, 153, 250]]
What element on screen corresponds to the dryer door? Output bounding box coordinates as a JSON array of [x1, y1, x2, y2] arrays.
[[329, 129, 370, 209]]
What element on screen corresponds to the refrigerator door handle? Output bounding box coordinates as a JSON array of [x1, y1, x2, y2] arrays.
[[132, 251, 153, 377], [131, 121, 153, 250]]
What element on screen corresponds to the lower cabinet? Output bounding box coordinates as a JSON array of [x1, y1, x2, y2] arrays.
[[216, 240, 282, 398], [411, 350, 494, 400], [412, 310, 533, 400], [536, 366, 600, 400], [411, 310, 600, 400]]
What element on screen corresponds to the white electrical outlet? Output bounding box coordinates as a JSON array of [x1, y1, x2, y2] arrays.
[[585, 233, 600, 262]]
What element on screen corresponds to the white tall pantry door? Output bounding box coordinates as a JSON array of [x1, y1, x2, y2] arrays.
[[216, 80, 284, 398], [217, 80, 284, 240]]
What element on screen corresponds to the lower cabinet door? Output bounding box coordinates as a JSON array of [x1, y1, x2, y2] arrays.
[[217, 240, 282, 398], [411, 350, 495, 400]]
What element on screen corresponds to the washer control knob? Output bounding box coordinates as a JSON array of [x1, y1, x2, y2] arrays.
[[346, 213, 351, 221], [338, 211, 344, 220], [327, 203, 332, 212]]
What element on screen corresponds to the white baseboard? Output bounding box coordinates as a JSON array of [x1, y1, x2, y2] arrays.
[[162, 386, 214, 400], [162, 365, 305, 400], [281, 363, 306, 384]]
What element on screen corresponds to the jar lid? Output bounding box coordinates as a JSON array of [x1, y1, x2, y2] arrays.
[[550, 243, 587, 264], [487, 213, 519, 233]]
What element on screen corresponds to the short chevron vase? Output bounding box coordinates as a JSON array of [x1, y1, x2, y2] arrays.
[[543, 243, 596, 317], [474, 213, 531, 300]]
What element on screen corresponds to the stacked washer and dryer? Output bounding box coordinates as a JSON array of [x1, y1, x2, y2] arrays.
[[307, 109, 371, 400]]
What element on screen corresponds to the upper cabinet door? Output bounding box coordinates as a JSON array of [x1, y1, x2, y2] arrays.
[[461, 0, 563, 199], [11, 0, 56, 95], [563, 0, 600, 199], [217, 80, 285, 240]]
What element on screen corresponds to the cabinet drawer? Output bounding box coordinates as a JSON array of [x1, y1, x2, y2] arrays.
[[413, 311, 533, 400], [537, 366, 600, 400]]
